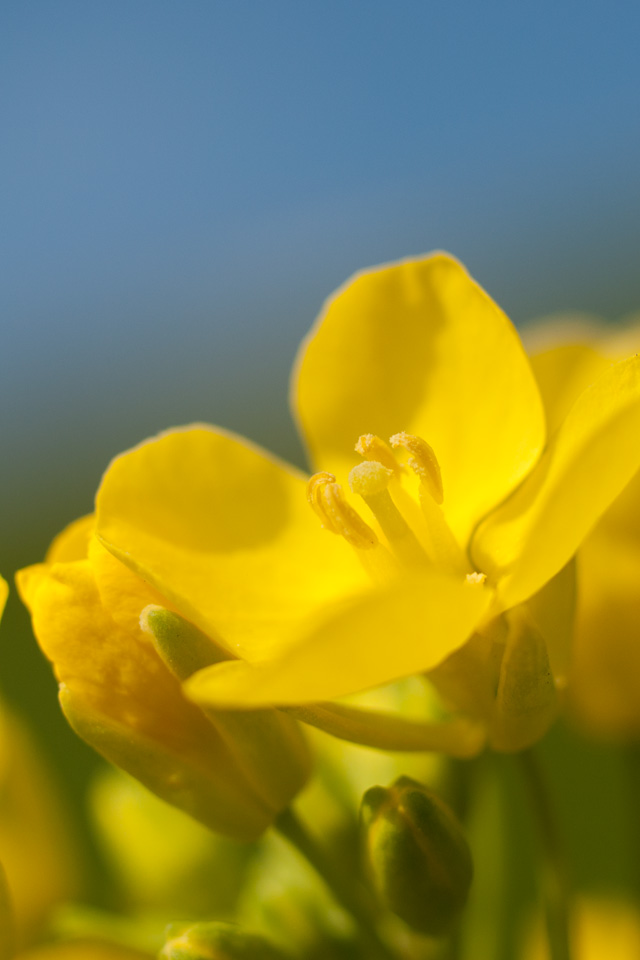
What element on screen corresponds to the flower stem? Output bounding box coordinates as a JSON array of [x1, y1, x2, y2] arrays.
[[274, 806, 398, 960], [519, 749, 572, 960]]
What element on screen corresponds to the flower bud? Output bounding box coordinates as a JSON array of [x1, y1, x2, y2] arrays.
[[159, 921, 289, 960], [59, 685, 271, 841], [18, 534, 312, 842], [140, 606, 310, 813], [361, 775, 473, 936]]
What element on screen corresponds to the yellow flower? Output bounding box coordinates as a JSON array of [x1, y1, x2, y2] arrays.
[[21, 256, 640, 761], [17, 521, 310, 841], [528, 321, 640, 738]]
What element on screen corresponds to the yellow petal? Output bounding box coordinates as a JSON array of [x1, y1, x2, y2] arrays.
[[20, 559, 219, 754], [46, 514, 95, 563], [0, 577, 7, 620], [529, 342, 611, 437], [590, 452, 640, 545], [294, 254, 545, 546], [186, 572, 493, 708], [88, 537, 167, 635], [473, 355, 640, 609], [96, 425, 370, 662]]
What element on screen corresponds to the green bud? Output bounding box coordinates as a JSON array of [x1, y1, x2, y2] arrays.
[[140, 606, 228, 680], [159, 921, 290, 960], [361, 776, 473, 936], [141, 606, 311, 813]]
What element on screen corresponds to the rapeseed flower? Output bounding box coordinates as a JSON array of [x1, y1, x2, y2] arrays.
[[19, 255, 640, 763]]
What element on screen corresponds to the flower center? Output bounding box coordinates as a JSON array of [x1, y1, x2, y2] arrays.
[[308, 432, 485, 584]]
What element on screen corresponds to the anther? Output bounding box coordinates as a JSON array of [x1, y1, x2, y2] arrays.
[[355, 434, 402, 476], [390, 432, 444, 504], [307, 473, 378, 549]]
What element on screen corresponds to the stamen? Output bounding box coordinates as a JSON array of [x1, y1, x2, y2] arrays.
[[390, 432, 444, 504], [355, 434, 402, 476], [307, 473, 378, 549], [390, 432, 467, 574], [349, 461, 428, 567]]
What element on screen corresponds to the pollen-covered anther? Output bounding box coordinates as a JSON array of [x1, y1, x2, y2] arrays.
[[355, 434, 403, 476], [390, 432, 444, 504], [307, 472, 378, 549]]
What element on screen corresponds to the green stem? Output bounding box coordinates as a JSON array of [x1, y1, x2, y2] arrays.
[[519, 750, 572, 960], [275, 806, 397, 960]]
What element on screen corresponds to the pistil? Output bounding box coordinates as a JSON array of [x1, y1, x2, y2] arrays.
[[348, 461, 428, 567]]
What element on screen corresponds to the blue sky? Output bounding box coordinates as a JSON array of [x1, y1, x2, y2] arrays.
[[2, 0, 640, 554]]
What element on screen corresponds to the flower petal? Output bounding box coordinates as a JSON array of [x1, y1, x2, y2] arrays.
[[529, 342, 611, 437], [96, 425, 371, 662], [294, 254, 545, 546], [186, 572, 493, 708], [473, 355, 640, 609], [0, 577, 7, 619], [89, 537, 167, 635], [46, 514, 95, 563]]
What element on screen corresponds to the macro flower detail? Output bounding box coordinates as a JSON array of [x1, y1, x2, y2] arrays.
[[17, 521, 310, 840], [50, 252, 640, 760], [16, 255, 640, 773]]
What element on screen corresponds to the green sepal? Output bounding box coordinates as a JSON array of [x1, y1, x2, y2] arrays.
[[490, 608, 558, 752], [525, 557, 576, 683], [141, 606, 311, 812], [287, 701, 486, 756], [140, 606, 228, 681], [59, 684, 272, 841], [361, 775, 473, 936], [159, 921, 290, 960]]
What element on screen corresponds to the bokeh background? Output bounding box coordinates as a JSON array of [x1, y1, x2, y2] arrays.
[[2, 0, 640, 909]]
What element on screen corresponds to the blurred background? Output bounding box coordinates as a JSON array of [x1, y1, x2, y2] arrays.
[[1, 0, 640, 912]]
